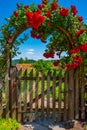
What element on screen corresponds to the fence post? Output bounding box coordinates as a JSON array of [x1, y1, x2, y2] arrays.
[[10, 67, 17, 119], [52, 70, 56, 121], [41, 70, 45, 120], [58, 70, 62, 121], [68, 69, 74, 120], [5, 52, 11, 118], [29, 70, 33, 122], [64, 70, 68, 121], [17, 69, 22, 122], [23, 69, 27, 122], [47, 71, 51, 120], [35, 70, 39, 121]]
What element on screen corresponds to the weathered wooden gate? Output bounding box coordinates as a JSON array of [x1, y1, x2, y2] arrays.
[[0, 65, 87, 123]]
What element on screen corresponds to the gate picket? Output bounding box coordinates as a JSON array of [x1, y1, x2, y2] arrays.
[[58, 70, 62, 121], [41, 70, 45, 120], [46, 71, 51, 120], [52, 70, 56, 121], [29, 70, 33, 122], [17, 69, 22, 122], [64, 71, 68, 121], [68, 70, 74, 120], [12, 67, 17, 119], [35, 70, 39, 121], [23, 69, 27, 122]]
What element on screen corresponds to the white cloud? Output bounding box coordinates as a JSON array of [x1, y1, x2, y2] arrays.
[[27, 51, 34, 54], [27, 49, 34, 52], [26, 48, 35, 55]]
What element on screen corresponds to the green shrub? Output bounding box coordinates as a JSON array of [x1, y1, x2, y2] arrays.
[[0, 118, 20, 130]]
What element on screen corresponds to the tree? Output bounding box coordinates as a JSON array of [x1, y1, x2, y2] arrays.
[[18, 58, 24, 64], [24, 57, 30, 64]]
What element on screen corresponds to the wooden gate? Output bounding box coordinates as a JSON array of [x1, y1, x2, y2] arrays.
[[0, 65, 87, 122]]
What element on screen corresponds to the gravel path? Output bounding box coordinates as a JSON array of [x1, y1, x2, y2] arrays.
[[20, 120, 85, 130], [21, 119, 65, 130], [22, 123, 65, 130]]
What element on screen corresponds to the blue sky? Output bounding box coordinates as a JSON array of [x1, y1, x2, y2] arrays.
[[0, 0, 87, 60]]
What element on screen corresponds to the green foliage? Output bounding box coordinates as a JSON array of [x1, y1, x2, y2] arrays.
[[0, 118, 20, 130], [33, 59, 54, 70]]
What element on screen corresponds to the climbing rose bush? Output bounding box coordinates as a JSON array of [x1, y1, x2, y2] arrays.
[[1, 0, 87, 70]]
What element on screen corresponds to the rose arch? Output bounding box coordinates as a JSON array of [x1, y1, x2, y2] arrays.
[[0, 0, 87, 74]]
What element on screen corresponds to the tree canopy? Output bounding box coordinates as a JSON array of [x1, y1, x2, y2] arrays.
[[0, 0, 87, 70]]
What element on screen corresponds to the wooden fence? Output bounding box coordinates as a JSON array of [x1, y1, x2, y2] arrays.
[[0, 66, 87, 122]]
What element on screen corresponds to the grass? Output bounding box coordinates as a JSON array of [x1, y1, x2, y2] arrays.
[[0, 118, 20, 130]]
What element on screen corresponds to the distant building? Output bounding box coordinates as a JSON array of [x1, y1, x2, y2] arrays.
[[16, 64, 33, 71]]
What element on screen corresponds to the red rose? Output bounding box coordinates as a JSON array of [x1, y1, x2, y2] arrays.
[[78, 57, 83, 63], [26, 12, 33, 25], [71, 5, 78, 15], [80, 43, 87, 52], [46, 10, 51, 18], [36, 10, 41, 14], [47, 22, 51, 26], [43, 52, 54, 58], [42, 0, 48, 4], [51, 2, 58, 10], [14, 11, 18, 17], [78, 16, 83, 22], [66, 62, 78, 69], [72, 62, 79, 69], [70, 49, 79, 54], [24, 5, 29, 10], [38, 4, 44, 10], [59, 8, 69, 17], [32, 12, 45, 29], [31, 33, 37, 38], [53, 60, 60, 66], [77, 29, 85, 36], [26, 12, 33, 17], [73, 56, 83, 63], [31, 32, 41, 39]]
